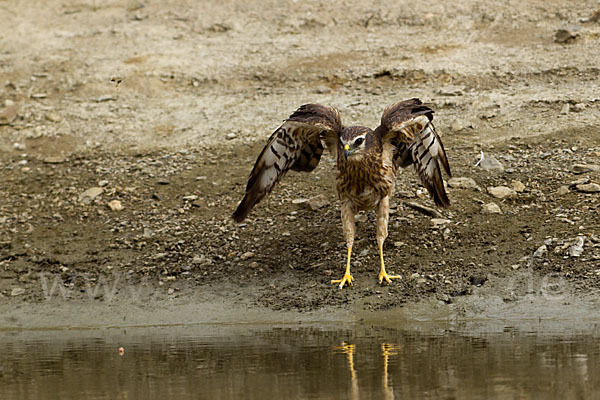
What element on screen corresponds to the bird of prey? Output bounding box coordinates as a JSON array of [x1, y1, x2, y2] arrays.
[[233, 98, 451, 289]]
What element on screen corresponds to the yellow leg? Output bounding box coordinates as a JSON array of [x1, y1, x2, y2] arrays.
[[378, 242, 401, 284], [331, 245, 354, 290]]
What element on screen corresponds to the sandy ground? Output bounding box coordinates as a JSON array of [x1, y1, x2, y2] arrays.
[[1, 0, 600, 329]]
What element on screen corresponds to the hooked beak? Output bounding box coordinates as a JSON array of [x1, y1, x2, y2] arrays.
[[343, 143, 351, 158]]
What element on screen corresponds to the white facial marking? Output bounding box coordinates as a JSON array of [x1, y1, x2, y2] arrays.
[[352, 135, 366, 147]]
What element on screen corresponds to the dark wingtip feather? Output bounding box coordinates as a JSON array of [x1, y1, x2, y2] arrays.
[[424, 182, 451, 208], [433, 173, 451, 208], [433, 187, 451, 208], [232, 193, 257, 223], [420, 164, 451, 209]]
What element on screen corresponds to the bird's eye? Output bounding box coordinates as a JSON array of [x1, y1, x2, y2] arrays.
[[354, 137, 364, 147]]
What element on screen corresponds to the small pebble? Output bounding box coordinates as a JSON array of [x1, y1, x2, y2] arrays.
[[511, 180, 525, 193], [448, 177, 478, 190], [482, 203, 502, 214], [488, 186, 517, 199], [80, 187, 104, 204], [479, 156, 504, 172], [576, 183, 600, 193], [107, 200, 123, 211]]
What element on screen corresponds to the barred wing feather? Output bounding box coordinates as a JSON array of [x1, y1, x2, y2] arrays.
[[232, 104, 341, 222], [379, 98, 452, 207]]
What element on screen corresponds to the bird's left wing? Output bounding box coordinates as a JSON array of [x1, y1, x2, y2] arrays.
[[232, 104, 342, 222], [377, 98, 452, 207]]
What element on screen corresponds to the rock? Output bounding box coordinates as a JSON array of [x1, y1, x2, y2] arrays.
[[403, 201, 443, 218], [511, 180, 526, 193], [107, 199, 123, 211], [479, 112, 496, 120], [557, 186, 570, 195], [315, 85, 331, 94], [487, 186, 517, 199], [240, 251, 255, 260], [183, 195, 198, 201], [431, 218, 451, 228], [30, 93, 47, 99], [395, 189, 415, 198], [443, 227, 451, 240], [97, 95, 116, 102], [225, 133, 237, 140], [192, 254, 209, 264], [478, 156, 504, 172], [11, 287, 25, 296], [575, 183, 600, 193], [482, 202, 502, 214], [98, 180, 109, 187], [45, 112, 61, 122], [560, 103, 570, 114], [142, 227, 154, 238], [554, 28, 579, 43], [451, 121, 463, 132], [572, 103, 586, 113], [292, 198, 308, 206], [307, 194, 329, 210], [469, 273, 487, 286], [79, 187, 104, 204], [572, 164, 600, 174], [207, 22, 232, 32], [533, 244, 547, 258], [437, 86, 463, 96], [0, 105, 18, 125], [43, 156, 66, 164], [568, 237, 585, 257], [570, 177, 590, 186], [448, 177, 478, 190], [192, 198, 208, 208]]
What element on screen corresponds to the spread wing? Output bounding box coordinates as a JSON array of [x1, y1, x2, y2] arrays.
[[377, 98, 452, 207], [232, 104, 342, 222]]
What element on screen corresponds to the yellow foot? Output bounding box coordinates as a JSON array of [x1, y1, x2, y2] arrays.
[[331, 273, 354, 290], [378, 270, 401, 285]]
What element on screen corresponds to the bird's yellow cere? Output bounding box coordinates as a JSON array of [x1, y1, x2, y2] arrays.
[[344, 144, 350, 151]]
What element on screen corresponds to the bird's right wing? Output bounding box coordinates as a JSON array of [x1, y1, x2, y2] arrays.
[[232, 104, 342, 222]]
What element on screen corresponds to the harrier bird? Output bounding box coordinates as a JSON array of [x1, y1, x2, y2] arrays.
[[233, 99, 451, 289]]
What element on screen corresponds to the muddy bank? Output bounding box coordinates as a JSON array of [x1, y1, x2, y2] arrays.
[[2, 272, 600, 333]]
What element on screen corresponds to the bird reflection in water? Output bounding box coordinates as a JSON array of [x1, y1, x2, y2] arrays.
[[334, 342, 401, 399]]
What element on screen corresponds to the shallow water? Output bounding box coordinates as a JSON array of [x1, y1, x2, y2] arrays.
[[1, 323, 599, 399]]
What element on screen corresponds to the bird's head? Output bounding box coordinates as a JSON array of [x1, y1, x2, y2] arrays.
[[341, 126, 372, 160]]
